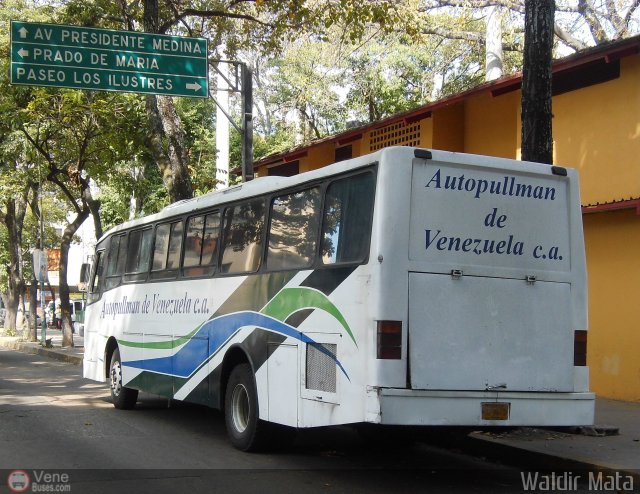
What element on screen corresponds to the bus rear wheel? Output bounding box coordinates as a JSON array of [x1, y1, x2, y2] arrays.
[[224, 363, 270, 451], [109, 348, 138, 410]]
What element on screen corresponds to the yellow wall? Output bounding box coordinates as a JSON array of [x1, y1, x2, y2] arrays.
[[419, 117, 434, 148], [300, 142, 335, 172], [350, 139, 364, 158], [432, 104, 464, 151], [463, 91, 520, 158], [583, 209, 640, 401], [554, 57, 640, 205]]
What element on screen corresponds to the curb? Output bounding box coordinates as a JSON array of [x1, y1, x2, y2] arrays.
[[464, 433, 640, 482], [0, 337, 83, 365]]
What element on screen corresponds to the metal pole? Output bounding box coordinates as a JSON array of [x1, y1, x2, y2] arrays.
[[38, 166, 46, 346], [241, 64, 254, 182], [215, 53, 230, 189]]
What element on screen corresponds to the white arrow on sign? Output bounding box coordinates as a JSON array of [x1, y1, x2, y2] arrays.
[[186, 82, 202, 92], [18, 27, 28, 39], [18, 48, 29, 58]]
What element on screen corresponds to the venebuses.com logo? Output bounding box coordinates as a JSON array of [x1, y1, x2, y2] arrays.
[[7, 470, 71, 492], [7, 470, 30, 493]]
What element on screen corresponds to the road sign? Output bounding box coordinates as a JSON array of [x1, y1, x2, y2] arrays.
[[10, 21, 208, 98]]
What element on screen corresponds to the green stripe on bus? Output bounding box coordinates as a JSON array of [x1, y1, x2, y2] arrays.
[[118, 324, 202, 349], [260, 287, 357, 347]]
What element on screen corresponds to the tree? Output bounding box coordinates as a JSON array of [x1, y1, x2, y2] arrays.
[[418, 0, 639, 78], [59, 0, 401, 199], [521, 0, 555, 164], [421, 1, 638, 49], [0, 1, 39, 335], [15, 88, 143, 346], [0, 178, 29, 335]]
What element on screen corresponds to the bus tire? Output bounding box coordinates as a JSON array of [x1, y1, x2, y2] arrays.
[[224, 363, 269, 451], [109, 348, 138, 410]]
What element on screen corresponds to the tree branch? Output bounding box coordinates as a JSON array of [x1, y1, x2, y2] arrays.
[[578, 0, 608, 42], [554, 22, 589, 51], [420, 26, 522, 51], [619, 0, 640, 37], [421, 0, 525, 14], [158, 8, 271, 34]]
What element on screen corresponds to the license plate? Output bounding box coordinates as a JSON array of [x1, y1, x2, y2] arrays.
[[482, 402, 510, 420]]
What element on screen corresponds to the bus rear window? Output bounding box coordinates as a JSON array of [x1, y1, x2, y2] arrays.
[[321, 173, 375, 264]]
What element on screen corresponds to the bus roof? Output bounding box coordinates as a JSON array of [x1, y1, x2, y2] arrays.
[[98, 147, 385, 242], [98, 146, 571, 243]]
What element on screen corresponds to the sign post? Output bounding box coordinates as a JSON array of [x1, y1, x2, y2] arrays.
[[32, 249, 47, 346], [10, 21, 208, 97]]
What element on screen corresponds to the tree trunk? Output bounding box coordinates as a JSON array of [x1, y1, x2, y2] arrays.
[[1, 194, 27, 335], [27, 278, 38, 341], [82, 184, 103, 241], [485, 6, 503, 81], [143, 0, 193, 203], [521, 0, 555, 164], [59, 209, 89, 347], [59, 238, 74, 347], [156, 95, 193, 201]]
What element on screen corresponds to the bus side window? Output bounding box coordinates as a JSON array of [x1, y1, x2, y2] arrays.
[[88, 251, 104, 303], [321, 173, 375, 264], [267, 187, 321, 271], [183, 216, 204, 268], [124, 228, 153, 282], [151, 220, 183, 279], [183, 212, 219, 278], [220, 200, 265, 274], [105, 233, 128, 290], [152, 223, 171, 270], [167, 221, 183, 269]]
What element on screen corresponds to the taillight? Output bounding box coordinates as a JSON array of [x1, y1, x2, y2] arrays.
[[574, 330, 587, 366], [377, 321, 402, 359]]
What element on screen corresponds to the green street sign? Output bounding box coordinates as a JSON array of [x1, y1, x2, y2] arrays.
[[10, 21, 208, 98]]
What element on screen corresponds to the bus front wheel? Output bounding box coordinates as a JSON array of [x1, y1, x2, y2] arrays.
[[109, 348, 138, 410], [224, 363, 269, 451]]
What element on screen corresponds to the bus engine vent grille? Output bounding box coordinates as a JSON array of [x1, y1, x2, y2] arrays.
[[306, 343, 337, 393]]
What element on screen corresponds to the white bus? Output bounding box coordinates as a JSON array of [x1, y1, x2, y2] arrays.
[[83, 147, 594, 451]]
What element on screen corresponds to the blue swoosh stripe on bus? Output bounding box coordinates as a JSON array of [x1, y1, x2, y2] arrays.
[[123, 311, 349, 380]]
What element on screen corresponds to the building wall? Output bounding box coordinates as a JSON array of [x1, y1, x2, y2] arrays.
[[419, 117, 434, 149], [554, 57, 640, 205], [554, 56, 640, 401], [300, 142, 335, 173], [432, 104, 464, 151], [463, 91, 520, 158], [583, 209, 640, 401]]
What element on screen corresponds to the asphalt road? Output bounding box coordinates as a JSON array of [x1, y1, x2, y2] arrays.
[[0, 348, 596, 494]]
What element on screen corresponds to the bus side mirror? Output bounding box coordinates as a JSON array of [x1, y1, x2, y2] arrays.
[[79, 263, 91, 292]]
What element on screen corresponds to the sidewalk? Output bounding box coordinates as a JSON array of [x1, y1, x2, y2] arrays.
[[469, 398, 640, 477], [0, 326, 84, 365], [0, 328, 638, 478]]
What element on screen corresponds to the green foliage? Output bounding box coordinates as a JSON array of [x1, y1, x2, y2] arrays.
[[261, 39, 349, 139], [98, 160, 167, 231], [175, 97, 218, 195], [345, 33, 434, 122]]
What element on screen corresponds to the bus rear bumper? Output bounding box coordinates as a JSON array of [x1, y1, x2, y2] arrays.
[[378, 389, 595, 427]]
